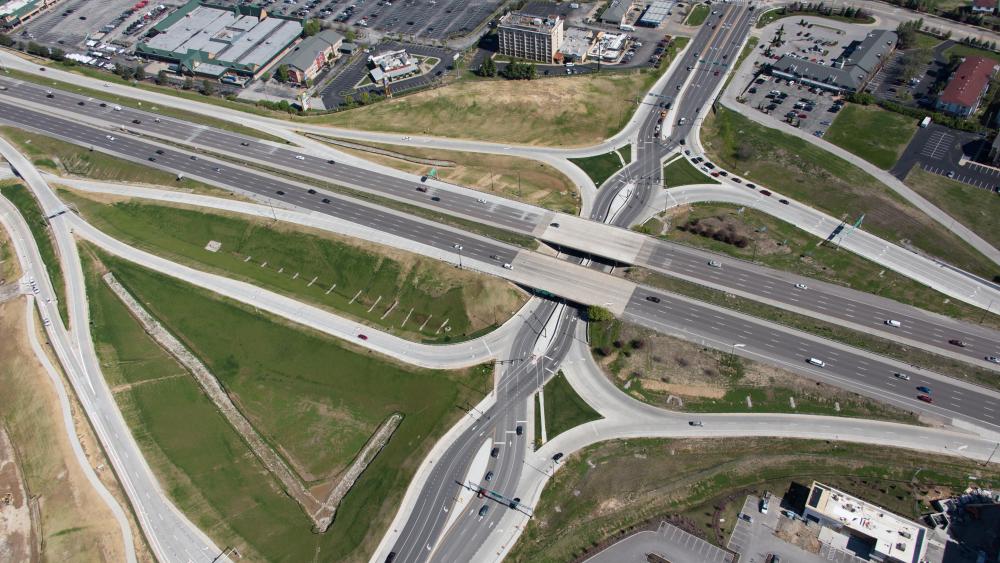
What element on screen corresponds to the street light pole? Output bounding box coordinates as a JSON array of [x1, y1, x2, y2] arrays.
[[979, 299, 994, 325]]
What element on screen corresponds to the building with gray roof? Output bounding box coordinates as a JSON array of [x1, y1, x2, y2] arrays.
[[770, 29, 897, 94], [599, 0, 633, 25], [278, 29, 343, 84], [639, 0, 674, 27], [136, 0, 302, 83]]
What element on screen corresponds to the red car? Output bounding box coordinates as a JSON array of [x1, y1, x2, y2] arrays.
[[917, 394, 933, 404], [358, 334, 369, 341], [714, 70, 720, 76], [760, 190, 772, 196]]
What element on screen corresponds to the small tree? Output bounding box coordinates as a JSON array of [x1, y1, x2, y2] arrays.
[[275, 64, 290, 83], [587, 306, 614, 322], [359, 90, 371, 105], [0, 33, 13, 48], [182, 76, 194, 90], [155, 69, 168, 85], [480, 56, 496, 77], [303, 18, 322, 37], [134, 66, 146, 81], [199, 78, 215, 95]]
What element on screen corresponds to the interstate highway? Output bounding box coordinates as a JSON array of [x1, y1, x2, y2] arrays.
[[2, 80, 998, 369]]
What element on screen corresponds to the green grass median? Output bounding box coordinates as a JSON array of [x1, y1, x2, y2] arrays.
[[825, 104, 917, 169], [541, 371, 601, 441], [82, 245, 492, 562], [570, 146, 630, 187]]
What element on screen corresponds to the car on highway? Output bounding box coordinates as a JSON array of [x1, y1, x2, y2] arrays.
[[807, 357, 826, 367], [746, 183, 756, 189], [484, 471, 494, 481], [213, 167, 222, 172], [779, 199, 790, 205], [478, 505, 489, 518], [503, 263, 513, 270], [240, 141, 250, 146], [516, 425, 523, 436], [477, 198, 487, 204], [357, 334, 368, 340], [327, 159, 336, 165], [491, 447, 500, 458], [917, 386, 932, 394], [322, 198, 331, 204], [987, 356, 1000, 364], [105, 135, 115, 141], [132, 119, 141, 124], [688, 420, 703, 427], [760, 190, 772, 196], [294, 155, 305, 160], [155, 149, 164, 155], [949, 339, 967, 347], [550, 222, 560, 228], [794, 283, 807, 290], [45, 90, 54, 98], [509, 497, 521, 509], [77, 101, 85, 106], [894, 372, 910, 380], [884, 319, 902, 327], [307, 189, 316, 194], [453, 243, 463, 250], [552, 452, 564, 462], [276, 190, 285, 196], [431, 196, 441, 201], [732, 177, 742, 183], [645, 295, 661, 303], [416, 185, 428, 192], [148, 156, 156, 162], [421, 175, 428, 182], [917, 394, 933, 403], [708, 260, 721, 268]]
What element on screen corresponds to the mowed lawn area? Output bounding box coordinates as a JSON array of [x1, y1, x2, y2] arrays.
[[541, 372, 601, 441], [507, 438, 999, 562], [662, 157, 717, 187], [686, 3, 710, 25], [638, 202, 996, 325], [82, 247, 492, 562], [65, 192, 526, 342], [906, 167, 1000, 251], [701, 107, 999, 280], [329, 139, 581, 213], [309, 39, 689, 147], [569, 145, 630, 187], [824, 104, 917, 169]]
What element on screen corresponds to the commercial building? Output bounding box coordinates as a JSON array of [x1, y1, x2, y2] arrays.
[[769, 29, 897, 94], [277, 29, 343, 84], [971, 0, 996, 14], [0, 0, 53, 29], [599, 0, 633, 26], [559, 27, 594, 62], [368, 49, 420, 83], [804, 482, 927, 563], [936, 56, 998, 117], [497, 12, 564, 64], [136, 0, 302, 83], [638, 0, 674, 27], [588, 31, 628, 61]]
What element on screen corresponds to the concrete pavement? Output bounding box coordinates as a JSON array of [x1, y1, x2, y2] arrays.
[[0, 143, 221, 562]]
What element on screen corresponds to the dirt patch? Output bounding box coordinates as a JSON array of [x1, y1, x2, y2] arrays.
[[776, 516, 821, 553], [638, 380, 727, 398], [0, 426, 34, 563], [0, 299, 139, 562]]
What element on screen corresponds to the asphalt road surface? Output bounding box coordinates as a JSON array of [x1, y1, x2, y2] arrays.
[[388, 301, 578, 562], [1, 78, 998, 370]]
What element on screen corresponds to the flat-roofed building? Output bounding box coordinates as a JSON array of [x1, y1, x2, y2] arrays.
[[136, 0, 302, 83], [804, 482, 927, 563], [639, 0, 674, 27], [368, 49, 420, 83], [497, 11, 564, 63], [0, 0, 54, 29], [559, 27, 593, 62]]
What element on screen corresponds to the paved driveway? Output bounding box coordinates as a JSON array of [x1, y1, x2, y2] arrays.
[[320, 42, 454, 108]]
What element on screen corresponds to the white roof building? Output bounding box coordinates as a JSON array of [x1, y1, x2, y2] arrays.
[[368, 49, 420, 83], [804, 482, 928, 563]]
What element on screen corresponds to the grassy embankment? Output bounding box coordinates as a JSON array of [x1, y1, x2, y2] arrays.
[[569, 145, 631, 187], [636, 202, 1000, 328], [65, 192, 526, 343], [0, 181, 68, 325], [701, 107, 999, 281], [905, 166, 1000, 252], [589, 316, 921, 422], [307, 38, 689, 147], [538, 371, 602, 446], [662, 157, 717, 187], [81, 245, 492, 562], [324, 138, 581, 213], [508, 438, 999, 562], [686, 4, 710, 26]]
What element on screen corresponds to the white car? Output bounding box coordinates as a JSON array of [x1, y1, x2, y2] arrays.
[[794, 283, 807, 290], [105, 135, 115, 141], [807, 357, 826, 367], [708, 260, 721, 268], [453, 244, 463, 250], [113, 105, 122, 111], [294, 155, 305, 160], [894, 372, 910, 380], [885, 319, 902, 328], [987, 356, 1000, 365], [503, 263, 513, 270], [477, 198, 487, 204]]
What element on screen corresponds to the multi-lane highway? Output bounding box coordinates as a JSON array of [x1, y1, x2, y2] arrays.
[[2, 72, 998, 372]]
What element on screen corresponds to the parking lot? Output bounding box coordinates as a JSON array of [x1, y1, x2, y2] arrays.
[[891, 123, 1000, 191], [741, 74, 842, 138], [261, 0, 502, 42], [319, 41, 454, 107], [586, 521, 735, 563], [23, 0, 172, 48], [728, 495, 865, 563]]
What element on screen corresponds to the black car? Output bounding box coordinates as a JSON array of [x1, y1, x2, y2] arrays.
[[431, 196, 441, 201], [77, 101, 85, 106], [515, 425, 523, 436], [490, 447, 499, 458], [276, 190, 285, 195], [155, 149, 164, 155], [322, 198, 331, 204], [552, 452, 564, 462], [132, 119, 141, 124], [327, 159, 335, 164], [645, 295, 661, 303], [99, 102, 107, 107], [147, 156, 156, 161], [240, 141, 250, 146], [307, 189, 316, 194], [779, 199, 790, 205]]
